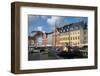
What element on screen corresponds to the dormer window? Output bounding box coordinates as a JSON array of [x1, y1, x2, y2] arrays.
[[70, 27, 73, 30], [75, 26, 79, 30]]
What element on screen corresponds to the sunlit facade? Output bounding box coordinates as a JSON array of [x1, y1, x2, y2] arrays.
[[53, 21, 88, 47], [28, 21, 87, 47]]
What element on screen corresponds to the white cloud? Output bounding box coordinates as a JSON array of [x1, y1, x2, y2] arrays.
[[37, 26, 42, 31], [43, 31, 45, 33], [47, 16, 63, 30]]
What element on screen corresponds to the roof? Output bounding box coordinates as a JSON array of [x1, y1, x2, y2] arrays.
[[56, 21, 87, 33]]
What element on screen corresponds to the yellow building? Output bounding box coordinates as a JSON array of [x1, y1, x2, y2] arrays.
[[69, 30, 80, 46], [59, 32, 69, 44], [55, 21, 87, 47]]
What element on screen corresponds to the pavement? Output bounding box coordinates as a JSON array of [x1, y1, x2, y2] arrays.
[[28, 47, 88, 61], [28, 50, 61, 60]]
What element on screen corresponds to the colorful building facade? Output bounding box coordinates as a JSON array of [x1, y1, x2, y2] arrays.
[[28, 21, 88, 47], [52, 21, 88, 47]]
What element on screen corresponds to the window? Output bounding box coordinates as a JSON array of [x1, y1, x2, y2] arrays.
[[84, 37, 87, 40], [78, 32, 80, 34], [61, 30, 63, 32], [75, 37, 77, 40], [84, 32, 86, 34], [73, 37, 74, 40], [78, 36, 80, 39], [67, 29, 68, 31], [68, 26, 69, 28], [61, 28, 63, 30], [70, 37, 72, 40], [75, 26, 79, 30], [68, 37, 69, 40], [63, 30, 65, 32], [70, 27, 73, 30]]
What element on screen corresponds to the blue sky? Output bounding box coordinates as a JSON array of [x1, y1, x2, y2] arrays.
[[28, 15, 88, 35]]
